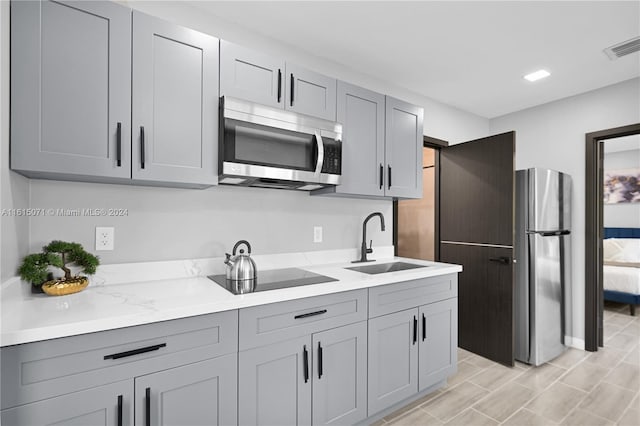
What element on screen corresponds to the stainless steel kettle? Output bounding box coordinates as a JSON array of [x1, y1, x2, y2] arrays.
[[224, 240, 257, 293]]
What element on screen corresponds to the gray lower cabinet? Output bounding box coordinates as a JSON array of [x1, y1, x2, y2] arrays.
[[11, 0, 132, 180], [384, 97, 423, 199], [135, 354, 237, 426], [220, 40, 336, 121], [368, 297, 457, 416], [368, 309, 418, 415], [132, 11, 219, 187], [1, 380, 133, 426]]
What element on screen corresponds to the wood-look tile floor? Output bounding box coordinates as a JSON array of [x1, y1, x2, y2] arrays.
[[375, 302, 640, 426]]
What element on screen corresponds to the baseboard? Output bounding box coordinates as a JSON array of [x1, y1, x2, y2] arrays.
[[564, 335, 585, 350]]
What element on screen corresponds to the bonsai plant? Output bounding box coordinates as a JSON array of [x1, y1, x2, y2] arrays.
[[18, 241, 99, 296]]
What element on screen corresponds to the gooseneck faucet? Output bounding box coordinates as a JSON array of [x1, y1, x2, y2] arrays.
[[353, 212, 386, 263]]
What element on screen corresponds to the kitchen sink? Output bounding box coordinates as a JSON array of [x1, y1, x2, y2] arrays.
[[345, 261, 429, 275]]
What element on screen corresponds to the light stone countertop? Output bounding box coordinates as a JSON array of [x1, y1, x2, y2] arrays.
[[0, 247, 461, 347]]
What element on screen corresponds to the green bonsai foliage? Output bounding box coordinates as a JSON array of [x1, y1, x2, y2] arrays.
[[18, 241, 99, 285]]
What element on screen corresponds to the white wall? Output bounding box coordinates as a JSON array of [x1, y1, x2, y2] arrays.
[[0, 0, 31, 282], [1, 1, 489, 275], [603, 148, 640, 228], [490, 77, 640, 343]]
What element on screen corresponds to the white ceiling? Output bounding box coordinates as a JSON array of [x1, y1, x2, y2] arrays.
[[190, 1, 640, 118]]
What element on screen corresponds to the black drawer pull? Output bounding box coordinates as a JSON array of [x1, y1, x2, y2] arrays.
[[140, 126, 146, 170], [379, 163, 383, 190], [277, 69, 282, 103], [422, 314, 426, 341], [489, 257, 510, 265], [388, 165, 392, 189], [318, 342, 323, 379], [413, 315, 417, 344], [294, 309, 327, 319], [303, 345, 309, 383], [290, 74, 295, 106], [117, 395, 123, 426], [104, 343, 166, 360]]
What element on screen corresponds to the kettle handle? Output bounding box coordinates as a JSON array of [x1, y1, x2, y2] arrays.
[[232, 240, 252, 255]]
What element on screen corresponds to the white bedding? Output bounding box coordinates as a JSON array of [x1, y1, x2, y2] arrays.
[[603, 264, 640, 295]]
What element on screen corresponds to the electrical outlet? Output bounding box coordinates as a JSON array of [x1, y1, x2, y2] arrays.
[[313, 226, 323, 243], [95, 227, 115, 251]]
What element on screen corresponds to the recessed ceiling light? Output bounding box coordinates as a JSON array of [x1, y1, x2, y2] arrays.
[[524, 69, 551, 82]]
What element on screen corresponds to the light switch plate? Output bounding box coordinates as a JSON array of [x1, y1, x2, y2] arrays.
[[95, 227, 114, 251]]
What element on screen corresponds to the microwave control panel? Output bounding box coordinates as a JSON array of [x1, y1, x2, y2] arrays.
[[321, 141, 342, 175]]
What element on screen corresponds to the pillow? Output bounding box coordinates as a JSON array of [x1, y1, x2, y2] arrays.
[[603, 238, 640, 263]]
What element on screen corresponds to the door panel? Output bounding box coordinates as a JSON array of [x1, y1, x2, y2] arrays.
[[312, 322, 367, 426], [440, 132, 515, 246], [135, 355, 237, 426], [132, 12, 218, 186], [11, 0, 131, 178], [220, 40, 285, 109], [440, 131, 515, 366], [441, 244, 514, 365], [385, 97, 423, 198], [1, 380, 132, 426], [368, 308, 418, 415], [286, 63, 337, 121], [418, 298, 458, 391], [239, 336, 312, 426]]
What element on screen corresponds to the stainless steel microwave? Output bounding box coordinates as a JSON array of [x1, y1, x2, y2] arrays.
[[218, 97, 342, 191]]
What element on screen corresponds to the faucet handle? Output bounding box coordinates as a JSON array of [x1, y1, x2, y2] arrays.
[[366, 240, 373, 254]]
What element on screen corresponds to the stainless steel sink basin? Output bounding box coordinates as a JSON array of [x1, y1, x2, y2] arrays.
[[345, 261, 429, 275]]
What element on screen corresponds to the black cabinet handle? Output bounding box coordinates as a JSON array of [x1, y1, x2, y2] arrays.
[[145, 387, 151, 426], [303, 345, 309, 383], [388, 165, 392, 189], [413, 316, 417, 345], [422, 314, 426, 341], [379, 164, 383, 190], [116, 122, 122, 167], [295, 309, 327, 319], [489, 257, 510, 265], [117, 395, 123, 426], [277, 69, 282, 103], [104, 343, 166, 360], [290, 74, 295, 106], [140, 126, 146, 170], [318, 342, 323, 379]]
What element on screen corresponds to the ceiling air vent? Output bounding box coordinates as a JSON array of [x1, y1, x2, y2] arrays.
[[604, 36, 640, 60]]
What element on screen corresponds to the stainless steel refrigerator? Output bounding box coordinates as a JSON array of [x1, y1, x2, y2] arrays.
[[515, 168, 571, 366]]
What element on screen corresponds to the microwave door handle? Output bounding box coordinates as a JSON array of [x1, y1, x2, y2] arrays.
[[314, 131, 324, 176]]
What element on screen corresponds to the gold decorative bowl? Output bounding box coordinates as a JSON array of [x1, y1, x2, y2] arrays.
[[41, 277, 89, 296]]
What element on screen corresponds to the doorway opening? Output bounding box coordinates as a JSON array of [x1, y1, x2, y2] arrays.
[[394, 136, 448, 261], [585, 123, 640, 352]]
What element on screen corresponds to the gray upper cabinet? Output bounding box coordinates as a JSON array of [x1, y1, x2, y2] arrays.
[[132, 12, 219, 187], [238, 335, 312, 426], [1, 379, 133, 426], [312, 322, 368, 426], [419, 298, 458, 392], [368, 308, 418, 415], [220, 40, 285, 109], [220, 41, 336, 120], [11, 0, 132, 180], [385, 97, 424, 198], [285, 63, 337, 121], [135, 354, 237, 426]]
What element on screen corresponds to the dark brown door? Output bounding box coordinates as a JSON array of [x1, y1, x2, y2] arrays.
[[440, 132, 515, 366]]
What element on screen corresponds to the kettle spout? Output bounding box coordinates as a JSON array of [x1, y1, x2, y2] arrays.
[[224, 253, 233, 266]]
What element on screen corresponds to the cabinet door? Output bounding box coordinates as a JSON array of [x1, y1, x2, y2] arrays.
[[418, 298, 458, 391], [334, 82, 385, 197], [368, 308, 418, 416], [312, 322, 367, 426], [135, 354, 237, 426], [220, 40, 285, 109], [132, 12, 218, 187], [239, 336, 312, 426], [286, 63, 337, 121], [1, 380, 132, 426], [11, 0, 131, 179], [384, 97, 423, 198]]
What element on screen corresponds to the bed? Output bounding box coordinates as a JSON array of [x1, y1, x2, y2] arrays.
[[603, 227, 640, 316]]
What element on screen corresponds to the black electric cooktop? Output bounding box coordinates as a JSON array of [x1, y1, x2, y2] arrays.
[[208, 267, 338, 295]]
